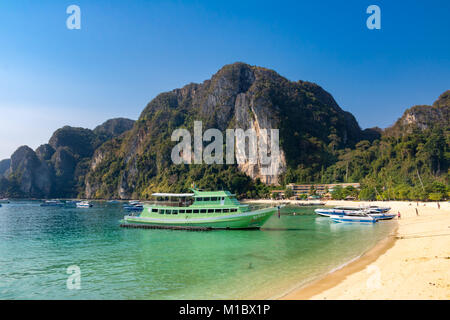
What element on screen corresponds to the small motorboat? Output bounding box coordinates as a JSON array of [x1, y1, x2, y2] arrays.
[[76, 201, 93, 208], [0, 198, 10, 204], [367, 212, 396, 220], [40, 200, 64, 207], [315, 207, 362, 217], [361, 205, 391, 213], [123, 201, 144, 212], [331, 212, 377, 223], [64, 200, 79, 207]]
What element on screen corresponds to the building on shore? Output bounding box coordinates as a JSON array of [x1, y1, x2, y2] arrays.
[[286, 183, 360, 198], [270, 190, 285, 199]]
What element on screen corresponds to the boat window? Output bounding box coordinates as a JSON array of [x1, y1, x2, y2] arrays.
[[197, 197, 203, 201], [159, 209, 165, 214], [193, 209, 199, 214], [214, 209, 222, 213], [200, 209, 206, 213], [152, 208, 158, 213], [179, 210, 185, 214], [207, 209, 214, 213], [166, 210, 172, 214], [211, 197, 217, 201], [172, 210, 178, 215], [223, 209, 229, 213], [231, 209, 237, 212], [221, 197, 225, 200], [186, 209, 192, 213]]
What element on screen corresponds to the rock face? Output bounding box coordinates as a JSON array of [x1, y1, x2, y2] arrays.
[[433, 90, 450, 108], [35, 144, 55, 161], [8, 146, 52, 197], [1, 118, 135, 198], [85, 62, 367, 198], [0, 159, 10, 177], [93, 118, 135, 141], [49, 126, 99, 158], [386, 90, 450, 136]]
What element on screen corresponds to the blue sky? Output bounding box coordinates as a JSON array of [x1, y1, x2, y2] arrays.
[[0, 0, 449, 159]]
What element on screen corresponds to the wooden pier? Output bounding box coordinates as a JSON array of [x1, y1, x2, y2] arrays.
[[120, 223, 212, 231]]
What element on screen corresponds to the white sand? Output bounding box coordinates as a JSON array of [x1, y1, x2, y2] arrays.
[[280, 200, 450, 300]]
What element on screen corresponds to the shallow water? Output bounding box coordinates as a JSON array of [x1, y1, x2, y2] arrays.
[[0, 201, 396, 299]]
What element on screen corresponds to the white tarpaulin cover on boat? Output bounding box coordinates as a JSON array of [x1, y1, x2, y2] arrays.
[[151, 193, 194, 197]]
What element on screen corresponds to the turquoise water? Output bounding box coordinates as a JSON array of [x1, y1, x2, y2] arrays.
[[0, 201, 396, 299]]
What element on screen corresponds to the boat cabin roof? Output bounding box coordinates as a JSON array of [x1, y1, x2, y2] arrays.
[[152, 193, 194, 197], [152, 189, 236, 198], [192, 189, 236, 197]]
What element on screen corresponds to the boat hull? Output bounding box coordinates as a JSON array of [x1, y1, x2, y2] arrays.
[[123, 206, 277, 229], [368, 213, 396, 220], [331, 215, 377, 223], [315, 208, 361, 216], [315, 211, 332, 217]]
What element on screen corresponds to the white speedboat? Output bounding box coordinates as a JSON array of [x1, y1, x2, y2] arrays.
[[367, 212, 396, 220], [123, 200, 144, 212], [40, 200, 64, 207], [315, 206, 362, 217], [331, 212, 377, 223], [76, 201, 93, 208], [360, 205, 391, 213], [0, 198, 10, 204]]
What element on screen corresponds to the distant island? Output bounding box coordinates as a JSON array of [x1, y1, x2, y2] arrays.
[[0, 63, 448, 201]]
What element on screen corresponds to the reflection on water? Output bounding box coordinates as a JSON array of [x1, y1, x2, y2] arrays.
[[0, 202, 396, 299]]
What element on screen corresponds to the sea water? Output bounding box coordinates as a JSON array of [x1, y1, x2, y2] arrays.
[[0, 201, 396, 299]]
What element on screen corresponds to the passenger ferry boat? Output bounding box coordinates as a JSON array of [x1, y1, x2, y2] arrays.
[[122, 188, 279, 229]]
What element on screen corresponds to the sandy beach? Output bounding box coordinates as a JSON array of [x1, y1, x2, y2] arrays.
[[276, 200, 450, 300]]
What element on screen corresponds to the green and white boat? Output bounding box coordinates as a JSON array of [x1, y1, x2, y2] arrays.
[[122, 188, 279, 230]]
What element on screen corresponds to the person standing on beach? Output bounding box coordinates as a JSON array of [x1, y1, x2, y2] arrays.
[[415, 208, 419, 216], [437, 202, 440, 209], [398, 211, 401, 219]]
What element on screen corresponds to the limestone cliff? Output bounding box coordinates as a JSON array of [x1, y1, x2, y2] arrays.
[[385, 90, 449, 136], [85, 62, 366, 198]]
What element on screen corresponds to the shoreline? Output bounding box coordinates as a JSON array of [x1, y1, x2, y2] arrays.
[[278, 200, 450, 300], [279, 229, 397, 299]]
